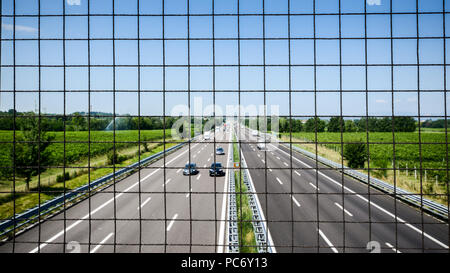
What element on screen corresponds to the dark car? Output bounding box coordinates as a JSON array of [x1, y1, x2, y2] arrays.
[[183, 163, 199, 175], [216, 147, 225, 155], [209, 162, 225, 177]]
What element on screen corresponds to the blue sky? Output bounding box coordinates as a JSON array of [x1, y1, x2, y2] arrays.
[[0, 0, 449, 118]]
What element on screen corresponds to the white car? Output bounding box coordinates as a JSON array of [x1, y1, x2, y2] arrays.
[[257, 142, 266, 150], [252, 130, 258, 136], [204, 132, 211, 140]]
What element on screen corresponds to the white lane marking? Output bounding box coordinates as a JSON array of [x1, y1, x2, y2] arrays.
[[262, 159, 265, 164], [283, 162, 289, 167], [294, 171, 301, 176], [177, 169, 182, 173], [197, 174, 202, 180], [334, 202, 353, 217], [257, 154, 261, 158], [309, 182, 319, 191], [167, 214, 178, 231], [218, 133, 232, 252], [30, 142, 200, 253], [90, 233, 114, 253], [193, 154, 197, 158], [207, 157, 211, 162], [318, 229, 338, 253], [197, 150, 201, 154], [291, 195, 301, 207], [276, 156, 281, 160], [203, 164, 207, 168], [186, 188, 193, 198], [270, 143, 449, 250], [276, 177, 283, 185], [385, 242, 401, 253], [162, 178, 172, 186], [138, 197, 152, 210], [269, 168, 273, 172]]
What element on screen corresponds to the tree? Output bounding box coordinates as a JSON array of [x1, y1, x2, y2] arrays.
[[343, 141, 367, 169], [327, 117, 345, 132], [345, 120, 357, 132], [304, 117, 326, 132], [12, 118, 55, 191]]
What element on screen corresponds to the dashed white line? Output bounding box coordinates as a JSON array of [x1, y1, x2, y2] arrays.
[[276, 177, 283, 185], [162, 178, 172, 186], [262, 159, 265, 164], [207, 157, 211, 162], [269, 168, 273, 172], [318, 229, 338, 253], [138, 197, 152, 210], [291, 195, 301, 207], [385, 242, 401, 253], [276, 156, 281, 160], [283, 162, 289, 167], [309, 182, 319, 191], [90, 233, 114, 253], [167, 214, 179, 231], [197, 174, 202, 180], [334, 202, 353, 217], [294, 171, 301, 176], [177, 169, 182, 173], [186, 188, 192, 198]]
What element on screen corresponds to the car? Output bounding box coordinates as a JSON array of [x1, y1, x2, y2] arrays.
[[216, 147, 225, 155], [204, 132, 211, 140], [209, 162, 225, 177], [257, 142, 266, 150], [252, 130, 258, 136], [183, 163, 199, 175]]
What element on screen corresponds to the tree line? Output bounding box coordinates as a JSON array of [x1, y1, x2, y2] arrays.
[[276, 116, 417, 133]]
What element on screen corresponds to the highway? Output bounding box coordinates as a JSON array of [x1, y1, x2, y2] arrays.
[[0, 129, 231, 253], [236, 126, 449, 253], [1, 122, 448, 253]]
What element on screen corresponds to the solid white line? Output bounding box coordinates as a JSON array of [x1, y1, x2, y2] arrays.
[[138, 197, 152, 210], [270, 143, 449, 250], [197, 174, 202, 180], [291, 195, 301, 207], [309, 182, 319, 191], [318, 229, 338, 253], [90, 233, 114, 253], [294, 171, 301, 176], [276, 177, 283, 185], [166, 214, 178, 231], [334, 202, 353, 217], [218, 132, 231, 253], [385, 242, 401, 253]]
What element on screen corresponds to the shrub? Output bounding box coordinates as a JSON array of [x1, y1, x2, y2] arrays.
[[343, 142, 367, 169]]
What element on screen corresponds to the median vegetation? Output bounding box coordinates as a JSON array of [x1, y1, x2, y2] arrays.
[[233, 135, 258, 253]]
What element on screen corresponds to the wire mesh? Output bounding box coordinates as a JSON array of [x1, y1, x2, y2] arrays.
[[0, 0, 449, 253]]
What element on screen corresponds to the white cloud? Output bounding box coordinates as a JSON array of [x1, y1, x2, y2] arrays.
[[367, 0, 381, 6], [67, 0, 81, 6], [2, 23, 37, 33]]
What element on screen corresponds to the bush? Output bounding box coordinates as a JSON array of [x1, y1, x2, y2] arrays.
[[343, 142, 367, 169], [56, 172, 71, 182], [107, 150, 126, 165]]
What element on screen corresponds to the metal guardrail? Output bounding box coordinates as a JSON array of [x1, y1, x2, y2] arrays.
[[0, 137, 197, 236], [257, 131, 448, 220], [235, 130, 272, 253]]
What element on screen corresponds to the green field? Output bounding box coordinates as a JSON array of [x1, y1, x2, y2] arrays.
[[0, 129, 182, 220], [0, 129, 173, 167], [281, 131, 449, 204]]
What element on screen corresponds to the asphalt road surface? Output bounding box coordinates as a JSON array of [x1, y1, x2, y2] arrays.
[[0, 129, 231, 253], [236, 126, 449, 253]]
